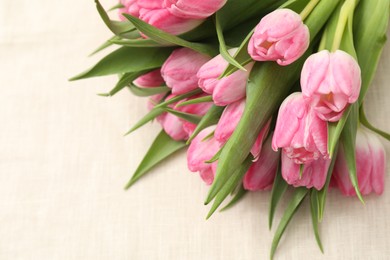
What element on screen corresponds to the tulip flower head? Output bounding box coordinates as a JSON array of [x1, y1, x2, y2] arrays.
[[332, 127, 386, 196], [133, 69, 164, 88], [243, 135, 280, 191], [248, 8, 309, 66], [164, 0, 227, 19], [119, 0, 140, 20], [187, 127, 221, 185], [301, 50, 361, 122], [281, 151, 331, 190], [161, 48, 210, 95], [272, 93, 328, 164], [197, 49, 254, 106]]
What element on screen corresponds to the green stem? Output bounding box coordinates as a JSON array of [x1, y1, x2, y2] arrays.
[[300, 0, 321, 21], [331, 0, 356, 51]]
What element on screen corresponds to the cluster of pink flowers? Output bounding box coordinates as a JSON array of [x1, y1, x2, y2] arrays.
[[131, 7, 385, 196], [119, 0, 227, 35]]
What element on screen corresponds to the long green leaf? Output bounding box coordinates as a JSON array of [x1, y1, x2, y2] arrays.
[[359, 105, 390, 141], [163, 108, 201, 124], [125, 108, 164, 135], [354, 0, 389, 104], [177, 96, 213, 107], [123, 14, 218, 56], [100, 71, 146, 97], [187, 105, 224, 143], [269, 165, 288, 230], [206, 156, 253, 219], [110, 38, 166, 47], [270, 188, 308, 260], [327, 105, 352, 158], [220, 185, 248, 212], [95, 0, 136, 39], [89, 36, 119, 56], [214, 12, 246, 71], [310, 190, 324, 253], [317, 146, 338, 221], [125, 131, 186, 189], [153, 89, 202, 109], [340, 103, 364, 203], [70, 47, 173, 81]]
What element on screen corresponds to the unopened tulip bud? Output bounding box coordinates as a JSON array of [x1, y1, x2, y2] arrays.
[[162, 48, 210, 95], [248, 9, 309, 66], [281, 150, 331, 190], [332, 127, 385, 196], [164, 0, 227, 19], [243, 135, 280, 191], [197, 49, 254, 106], [272, 93, 328, 164], [133, 69, 165, 88], [187, 127, 221, 185], [301, 50, 361, 122]]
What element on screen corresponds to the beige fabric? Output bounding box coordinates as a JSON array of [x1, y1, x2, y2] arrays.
[[0, 1, 389, 259]]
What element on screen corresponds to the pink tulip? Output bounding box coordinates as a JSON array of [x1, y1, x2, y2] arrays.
[[164, 0, 227, 19], [243, 135, 280, 191], [119, 0, 140, 20], [214, 98, 271, 159], [272, 92, 328, 164], [139, 8, 203, 35], [161, 48, 210, 95], [248, 9, 309, 66], [187, 127, 221, 185], [281, 150, 331, 190], [133, 69, 165, 88], [301, 50, 361, 122], [197, 49, 254, 106], [332, 127, 385, 196]]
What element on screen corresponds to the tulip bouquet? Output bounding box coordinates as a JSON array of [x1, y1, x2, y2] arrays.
[[71, 0, 389, 258]]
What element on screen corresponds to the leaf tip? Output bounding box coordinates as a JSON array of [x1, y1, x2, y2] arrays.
[[97, 93, 110, 97]]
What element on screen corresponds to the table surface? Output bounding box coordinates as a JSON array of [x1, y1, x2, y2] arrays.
[[1, 1, 389, 259]]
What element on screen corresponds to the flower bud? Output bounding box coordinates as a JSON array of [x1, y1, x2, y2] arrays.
[[272, 93, 328, 164], [197, 49, 254, 106], [164, 0, 227, 19], [187, 127, 221, 185], [133, 69, 164, 88], [332, 127, 385, 196], [248, 9, 309, 66], [301, 50, 361, 122], [161, 48, 210, 95], [243, 135, 280, 191], [281, 150, 331, 190]]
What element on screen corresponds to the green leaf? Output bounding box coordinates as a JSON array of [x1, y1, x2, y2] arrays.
[[205, 50, 310, 205], [69, 47, 173, 81], [269, 165, 288, 230], [125, 108, 164, 135], [128, 84, 170, 97], [163, 107, 201, 124], [89, 36, 119, 56], [108, 3, 124, 11], [177, 96, 213, 107], [125, 131, 186, 189], [310, 190, 324, 253], [110, 38, 166, 47], [187, 105, 225, 144], [317, 147, 338, 221], [214, 12, 246, 71], [270, 188, 308, 260], [206, 156, 253, 219], [354, 0, 389, 104], [220, 185, 248, 212], [95, 0, 135, 39], [123, 14, 218, 56], [99, 71, 146, 97], [327, 105, 352, 158], [340, 104, 364, 204], [153, 89, 202, 109], [359, 105, 390, 141]]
